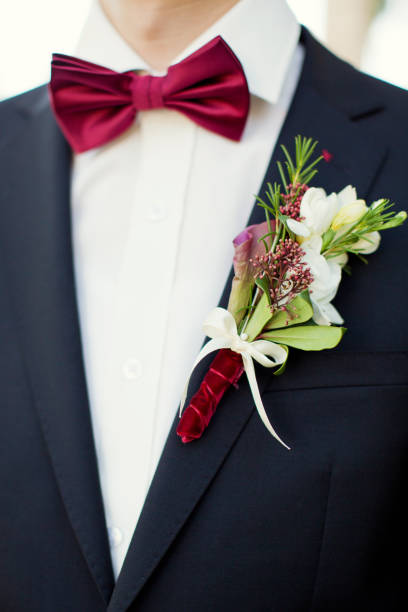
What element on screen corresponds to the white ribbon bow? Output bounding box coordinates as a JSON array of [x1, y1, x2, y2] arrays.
[[180, 307, 290, 449]]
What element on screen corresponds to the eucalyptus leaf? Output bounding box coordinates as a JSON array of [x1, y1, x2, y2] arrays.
[[265, 296, 313, 330], [261, 325, 346, 351]]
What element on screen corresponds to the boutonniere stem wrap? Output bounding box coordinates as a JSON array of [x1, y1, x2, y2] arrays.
[[177, 348, 244, 444], [178, 136, 406, 447], [177, 308, 289, 448]]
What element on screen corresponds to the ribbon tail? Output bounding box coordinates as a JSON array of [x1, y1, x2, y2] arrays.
[[179, 336, 232, 416], [242, 353, 290, 450]]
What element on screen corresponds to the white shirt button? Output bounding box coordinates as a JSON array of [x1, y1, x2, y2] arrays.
[[108, 526, 123, 548], [122, 358, 142, 380], [146, 204, 166, 222]]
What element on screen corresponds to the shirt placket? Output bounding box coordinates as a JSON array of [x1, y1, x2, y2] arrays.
[[101, 108, 196, 576]]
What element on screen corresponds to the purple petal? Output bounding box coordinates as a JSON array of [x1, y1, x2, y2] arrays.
[[233, 228, 251, 247], [232, 221, 273, 280]]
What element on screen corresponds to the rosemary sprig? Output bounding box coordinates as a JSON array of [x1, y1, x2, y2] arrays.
[[322, 199, 407, 258]]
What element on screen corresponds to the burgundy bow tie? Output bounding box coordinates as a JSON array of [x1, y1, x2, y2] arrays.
[[49, 36, 250, 153]]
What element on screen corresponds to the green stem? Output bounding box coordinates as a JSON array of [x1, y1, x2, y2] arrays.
[[271, 219, 282, 252], [239, 287, 261, 336], [265, 209, 272, 238]]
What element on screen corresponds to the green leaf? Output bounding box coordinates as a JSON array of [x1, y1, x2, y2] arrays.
[[379, 210, 407, 229], [244, 293, 273, 342], [227, 278, 253, 327], [265, 296, 313, 330], [273, 345, 289, 376], [321, 228, 335, 252], [281, 144, 295, 176], [277, 161, 287, 190], [255, 276, 271, 304], [300, 154, 324, 180], [261, 325, 346, 351]]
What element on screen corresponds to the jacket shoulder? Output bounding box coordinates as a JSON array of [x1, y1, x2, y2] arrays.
[[0, 85, 49, 137], [301, 27, 408, 125]]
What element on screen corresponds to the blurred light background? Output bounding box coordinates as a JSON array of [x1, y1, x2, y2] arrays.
[[0, 0, 407, 101]]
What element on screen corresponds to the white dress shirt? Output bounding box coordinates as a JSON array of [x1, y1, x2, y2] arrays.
[[71, 0, 303, 578]]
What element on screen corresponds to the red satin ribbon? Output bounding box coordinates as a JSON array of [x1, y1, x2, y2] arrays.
[[177, 349, 244, 443], [49, 36, 250, 153]]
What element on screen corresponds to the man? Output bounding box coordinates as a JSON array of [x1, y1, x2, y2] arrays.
[[0, 0, 407, 610]]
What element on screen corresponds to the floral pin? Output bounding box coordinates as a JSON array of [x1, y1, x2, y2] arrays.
[[177, 136, 407, 447]]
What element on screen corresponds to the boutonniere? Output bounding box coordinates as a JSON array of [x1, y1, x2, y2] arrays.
[[177, 137, 407, 448]]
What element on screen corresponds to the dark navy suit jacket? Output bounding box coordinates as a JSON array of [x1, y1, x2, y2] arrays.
[[0, 29, 407, 611]]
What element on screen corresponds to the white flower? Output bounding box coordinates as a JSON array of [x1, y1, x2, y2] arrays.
[[331, 199, 368, 231], [352, 231, 381, 254], [336, 185, 358, 209], [299, 187, 340, 237], [287, 185, 371, 264], [302, 236, 343, 326], [286, 217, 310, 237], [330, 252, 349, 266]]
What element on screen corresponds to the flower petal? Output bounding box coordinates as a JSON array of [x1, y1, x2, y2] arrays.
[[232, 221, 271, 280], [336, 185, 357, 208], [300, 187, 340, 236], [330, 252, 349, 266], [352, 231, 381, 254], [319, 301, 344, 325], [287, 218, 310, 237], [311, 299, 343, 326], [331, 200, 367, 231]]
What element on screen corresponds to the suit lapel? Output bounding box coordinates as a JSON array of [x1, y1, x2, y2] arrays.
[[109, 28, 388, 612], [0, 92, 114, 603]]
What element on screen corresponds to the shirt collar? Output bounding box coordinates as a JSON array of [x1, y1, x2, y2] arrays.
[[76, 0, 300, 105]]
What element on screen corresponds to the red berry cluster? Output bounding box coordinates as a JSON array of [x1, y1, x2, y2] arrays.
[[251, 238, 313, 314], [279, 183, 309, 220]]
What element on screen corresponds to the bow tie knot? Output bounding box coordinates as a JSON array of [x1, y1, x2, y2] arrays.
[[129, 73, 165, 111], [49, 36, 250, 153]]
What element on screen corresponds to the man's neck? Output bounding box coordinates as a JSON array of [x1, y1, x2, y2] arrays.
[[99, 0, 240, 70]]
